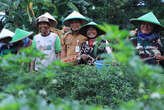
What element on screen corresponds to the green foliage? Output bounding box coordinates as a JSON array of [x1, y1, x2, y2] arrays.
[[99, 24, 164, 109], [0, 51, 140, 108], [0, 0, 164, 109], [1, 0, 164, 32], [0, 24, 164, 109], [0, 93, 109, 110], [46, 65, 140, 107]]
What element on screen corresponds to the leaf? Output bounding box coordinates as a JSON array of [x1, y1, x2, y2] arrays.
[[67, 2, 79, 12], [0, 1, 9, 8], [29, 2, 35, 17], [26, 6, 32, 23]]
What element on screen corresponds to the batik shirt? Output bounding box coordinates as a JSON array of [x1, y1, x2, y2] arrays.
[[77, 40, 111, 65], [131, 32, 164, 64]]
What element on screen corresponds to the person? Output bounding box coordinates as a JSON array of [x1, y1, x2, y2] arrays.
[[61, 25, 70, 35], [130, 12, 164, 66], [10, 28, 33, 54], [77, 22, 112, 65], [0, 12, 5, 31], [58, 25, 70, 59], [62, 11, 89, 62], [0, 28, 14, 56], [36, 12, 66, 59], [36, 12, 62, 39], [32, 16, 61, 70]]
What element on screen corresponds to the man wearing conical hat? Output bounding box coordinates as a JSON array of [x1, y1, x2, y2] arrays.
[[0, 28, 14, 56], [130, 12, 164, 66], [36, 12, 66, 58], [33, 16, 61, 70], [36, 12, 62, 39], [62, 11, 89, 62]]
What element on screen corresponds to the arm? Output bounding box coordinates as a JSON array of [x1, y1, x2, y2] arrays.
[[105, 40, 112, 54], [62, 34, 67, 58], [155, 38, 164, 61], [29, 39, 36, 72], [77, 42, 87, 64], [55, 36, 61, 60], [77, 42, 95, 64]]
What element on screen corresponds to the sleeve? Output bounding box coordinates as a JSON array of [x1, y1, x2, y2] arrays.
[[55, 36, 61, 53], [80, 43, 85, 55], [32, 39, 36, 49], [105, 40, 112, 54], [77, 43, 85, 64], [97, 40, 106, 53]]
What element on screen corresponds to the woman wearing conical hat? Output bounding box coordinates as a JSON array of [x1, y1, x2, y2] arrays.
[[10, 28, 33, 54], [0, 28, 14, 56], [77, 22, 112, 65], [130, 12, 164, 66], [62, 11, 89, 62]]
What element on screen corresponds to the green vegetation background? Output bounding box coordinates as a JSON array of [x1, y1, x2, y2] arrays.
[[1, 0, 164, 33], [0, 0, 164, 110]]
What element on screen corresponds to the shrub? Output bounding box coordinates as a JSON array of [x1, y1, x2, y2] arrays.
[[0, 24, 163, 110]]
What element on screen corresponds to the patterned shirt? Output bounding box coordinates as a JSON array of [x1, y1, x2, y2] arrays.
[[77, 40, 110, 65], [130, 33, 164, 64]]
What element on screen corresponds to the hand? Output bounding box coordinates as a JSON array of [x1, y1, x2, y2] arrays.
[[155, 55, 164, 61], [112, 62, 118, 66], [81, 54, 88, 61], [130, 28, 138, 36]]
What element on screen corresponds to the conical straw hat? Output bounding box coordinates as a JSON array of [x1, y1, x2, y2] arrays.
[[36, 12, 57, 27], [63, 11, 89, 26], [10, 28, 33, 43], [130, 12, 164, 32], [79, 22, 105, 38], [0, 28, 14, 41], [37, 16, 50, 24]]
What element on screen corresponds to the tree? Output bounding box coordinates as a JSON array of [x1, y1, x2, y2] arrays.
[[0, 0, 164, 31]]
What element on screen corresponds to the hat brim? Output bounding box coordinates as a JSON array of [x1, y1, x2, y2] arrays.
[[10, 32, 33, 44], [36, 16, 57, 27], [36, 17, 50, 26], [49, 19, 58, 27], [79, 25, 105, 39], [42, 12, 58, 27], [36, 18, 57, 27], [130, 19, 164, 32], [0, 37, 12, 42], [63, 17, 89, 26], [37, 21, 50, 27]]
